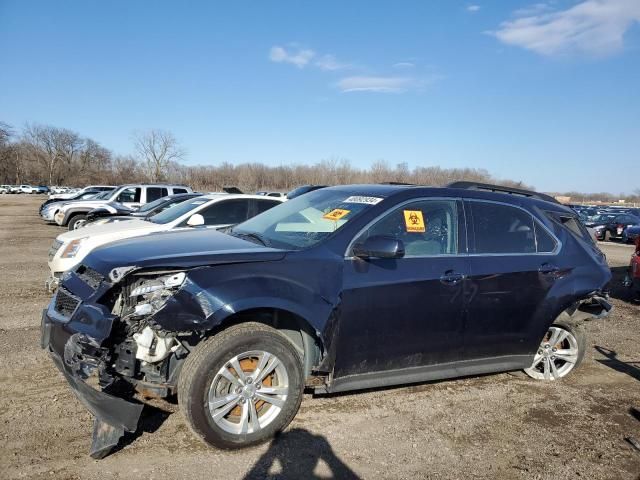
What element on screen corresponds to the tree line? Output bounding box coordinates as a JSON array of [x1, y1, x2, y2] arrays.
[[0, 121, 635, 202]]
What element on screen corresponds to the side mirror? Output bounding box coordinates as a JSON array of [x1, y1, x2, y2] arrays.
[[186, 213, 205, 227], [353, 235, 405, 259]]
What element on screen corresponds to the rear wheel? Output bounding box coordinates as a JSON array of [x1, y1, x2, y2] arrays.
[[68, 214, 88, 230], [178, 322, 304, 449], [523, 320, 585, 381]]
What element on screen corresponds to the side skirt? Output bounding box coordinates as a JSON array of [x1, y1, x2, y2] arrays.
[[323, 355, 532, 394]]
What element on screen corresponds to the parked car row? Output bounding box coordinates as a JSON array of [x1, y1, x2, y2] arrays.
[[0, 184, 50, 194], [39, 181, 612, 459], [571, 204, 640, 243]]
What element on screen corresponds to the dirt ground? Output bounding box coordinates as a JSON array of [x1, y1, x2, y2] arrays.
[[0, 194, 639, 480]]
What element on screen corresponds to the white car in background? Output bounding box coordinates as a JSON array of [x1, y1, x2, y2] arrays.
[[17, 184, 36, 193], [48, 185, 114, 200], [0, 185, 11, 194], [46, 194, 284, 290], [256, 191, 287, 199]]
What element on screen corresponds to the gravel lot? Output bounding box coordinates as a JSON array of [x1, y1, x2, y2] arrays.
[[1, 195, 639, 480]]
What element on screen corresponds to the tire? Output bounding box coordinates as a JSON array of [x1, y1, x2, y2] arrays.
[[178, 322, 304, 449], [523, 316, 586, 381], [67, 214, 88, 230]]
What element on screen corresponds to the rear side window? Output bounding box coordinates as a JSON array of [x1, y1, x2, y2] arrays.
[[173, 188, 188, 194], [535, 225, 557, 253], [146, 187, 168, 202], [255, 199, 280, 215], [469, 201, 536, 254], [199, 199, 249, 225]]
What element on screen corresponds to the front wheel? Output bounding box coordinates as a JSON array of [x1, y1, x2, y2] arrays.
[[523, 320, 585, 381], [68, 214, 88, 230], [178, 322, 304, 449]]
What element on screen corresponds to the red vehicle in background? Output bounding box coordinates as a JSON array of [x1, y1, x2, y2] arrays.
[[624, 237, 640, 296]]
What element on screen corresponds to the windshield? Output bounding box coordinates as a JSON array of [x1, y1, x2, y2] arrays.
[[591, 214, 616, 222], [232, 189, 385, 249], [94, 190, 114, 200], [137, 196, 172, 213], [148, 196, 209, 224]]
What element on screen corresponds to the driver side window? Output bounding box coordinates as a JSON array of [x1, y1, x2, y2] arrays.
[[358, 200, 459, 257], [117, 187, 141, 203]]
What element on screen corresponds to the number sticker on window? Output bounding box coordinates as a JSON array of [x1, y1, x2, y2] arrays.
[[323, 209, 351, 221], [403, 210, 426, 233]]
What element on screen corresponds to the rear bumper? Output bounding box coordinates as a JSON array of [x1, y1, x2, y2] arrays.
[[41, 308, 143, 458]]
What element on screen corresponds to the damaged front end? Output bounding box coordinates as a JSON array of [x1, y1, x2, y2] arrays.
[[41, 265, 192, 458]]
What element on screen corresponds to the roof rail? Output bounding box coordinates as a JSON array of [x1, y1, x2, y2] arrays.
[[447, 181, 560, 204], [377, 182, 415, 186]]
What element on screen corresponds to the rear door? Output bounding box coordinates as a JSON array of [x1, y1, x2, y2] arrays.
[[463, 200, 560, 362], [145, 187, 168, 203]]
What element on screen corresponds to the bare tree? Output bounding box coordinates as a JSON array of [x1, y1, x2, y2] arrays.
[[133, 129, 185, 182], [22, 124, 82, 185]]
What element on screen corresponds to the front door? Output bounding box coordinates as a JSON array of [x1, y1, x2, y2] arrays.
[[334, 199, 469, 379]]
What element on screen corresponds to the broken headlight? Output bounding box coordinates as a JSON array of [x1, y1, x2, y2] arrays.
[[129, 272, 186, 316]]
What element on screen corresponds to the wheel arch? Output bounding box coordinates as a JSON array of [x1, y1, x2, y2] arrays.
[[197, 306, 324, 379]]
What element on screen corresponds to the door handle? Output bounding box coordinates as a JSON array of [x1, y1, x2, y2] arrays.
[[440, 271, 465, 285], [538, 263, 559, 275]]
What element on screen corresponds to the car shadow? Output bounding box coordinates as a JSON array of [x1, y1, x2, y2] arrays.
[[594, 345, 640, 382], [243, 428, 361, 480], [111, 403, 172, 454]]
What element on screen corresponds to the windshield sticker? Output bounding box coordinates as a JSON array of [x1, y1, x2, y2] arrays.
[[404, 210, 426, 233], [323, 208, 351, 221], [343, 196, 383, 205]]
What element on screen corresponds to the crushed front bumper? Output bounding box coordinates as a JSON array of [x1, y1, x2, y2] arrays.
[[41, 308, 143, 458]]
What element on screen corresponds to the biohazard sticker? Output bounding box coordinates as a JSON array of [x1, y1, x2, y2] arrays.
[[323, 208, 351, 221], [403, 210, 426, 232]]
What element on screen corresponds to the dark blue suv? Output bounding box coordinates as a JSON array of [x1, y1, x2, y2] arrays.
[[41, 182, 612, 458]]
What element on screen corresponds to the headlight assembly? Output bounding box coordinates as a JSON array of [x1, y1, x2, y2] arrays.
[[61, 238, 88, 258], [129, 272, 186, 316]]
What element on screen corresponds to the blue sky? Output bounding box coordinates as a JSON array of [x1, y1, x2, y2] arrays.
[[1, 1, 639, 194]]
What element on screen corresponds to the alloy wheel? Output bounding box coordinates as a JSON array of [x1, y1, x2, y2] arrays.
[[207, 350, 289, 435], [524, 326, 579, 380]]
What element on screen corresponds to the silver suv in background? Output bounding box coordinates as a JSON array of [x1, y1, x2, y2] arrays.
[[52, 184, 193, 229]]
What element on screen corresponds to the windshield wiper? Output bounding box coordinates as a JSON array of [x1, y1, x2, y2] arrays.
[[233, 231, 270, 247]]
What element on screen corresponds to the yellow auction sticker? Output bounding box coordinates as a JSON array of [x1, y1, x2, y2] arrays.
[[323, 208, 351, 221], [403, 210, 426, 232]]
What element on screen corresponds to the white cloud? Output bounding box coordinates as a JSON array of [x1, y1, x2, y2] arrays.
[[393, 61, 415, 68], [315, 54, 352, 71], [467, 5, 481, 13], [490, 0, 640, 57], [269, 45, 315, 68], [336, 76, 413, 93], [512, 3, 553, 17], [335, 74, 441, 93]]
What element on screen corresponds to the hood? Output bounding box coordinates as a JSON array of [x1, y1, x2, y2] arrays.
[[57, 218, 158, 242], [92, 202, 134, 215], [84, 229, 287, 275], [62, 200, 111, 210]]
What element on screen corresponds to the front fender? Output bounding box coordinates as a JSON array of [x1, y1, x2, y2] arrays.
[[150, 260, 341, 344]]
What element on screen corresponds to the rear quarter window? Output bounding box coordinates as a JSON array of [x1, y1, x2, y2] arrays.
[[546, 212, 593, 243]]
